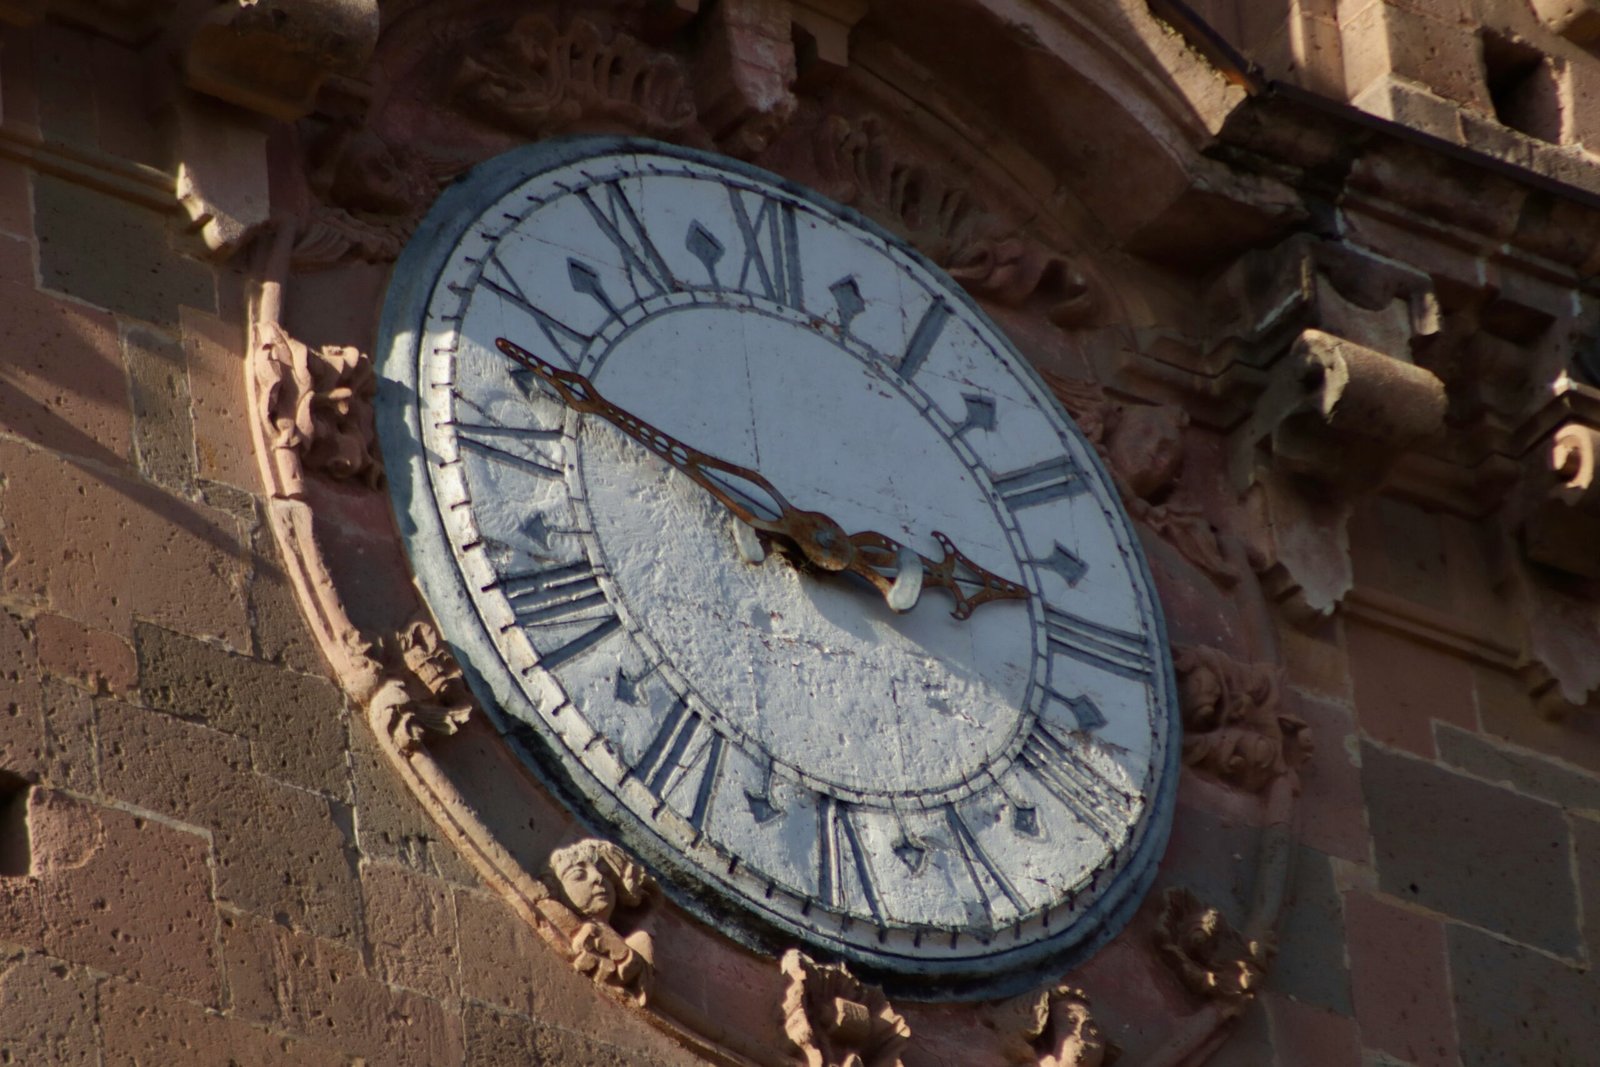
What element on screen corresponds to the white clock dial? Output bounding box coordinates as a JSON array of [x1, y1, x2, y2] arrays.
[[377, 138, 1178, 996]]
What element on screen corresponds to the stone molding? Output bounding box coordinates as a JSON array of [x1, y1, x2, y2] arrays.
[[183, 0, 380, 121], [452, 15, 704, 143]]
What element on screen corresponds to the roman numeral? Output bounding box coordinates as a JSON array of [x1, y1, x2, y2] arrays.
[[944, 805, 1024, 923], [456, 425, 563, 480], [1043, 606, 1153, 682], [992, 456, 1087, 510], [730, 191, 803, 307], [479, 254, 591, 367], [499, 560, 620, 669], [895, 299, 950, 379], [577, 183, 676, 299], [1018, 722, 1130, 845], [630, 697, 726, 833], [817, 795, 883, 923]]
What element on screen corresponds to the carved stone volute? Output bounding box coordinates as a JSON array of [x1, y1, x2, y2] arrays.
[[781, 949, 909, 1067]]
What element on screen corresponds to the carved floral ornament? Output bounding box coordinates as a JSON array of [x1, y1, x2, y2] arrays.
[[225, 7, 1327, 1066]]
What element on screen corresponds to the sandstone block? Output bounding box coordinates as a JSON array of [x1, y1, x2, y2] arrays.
[[101, 977, 351, 1067], [1268, 845, 1352, 1016], [0, 948, 99, 1066], [1363, 742, 1580, 955], [29, 789, 219, 1001], [216, 907, 362, 1027], [34, 175, 214, 328], [1261, 992, 1362, 1067], [1345, 890, 1458, 1066], [40, 680, 96, 793], [124, 324, 197, 494], [361, 861, 457, 1000], [1448, 922, 1600, 1065], [1435, 721, 1600, 814], [1344, 3, 1490, 113], [180, 306, 257, 493], [0, 609, 44, 783], [0, 279, 130, 464], [96, 697, 250, 822], [0, 440, 249, 646], [1346, 621, 1474, 757], [206, 770, 360, 942], [35, 612, 137, 696], [348, 722, 476, 883], [463, 1003, 695, 1067], [134, 621, 345, 795], [1287, 691, 1368, 862]]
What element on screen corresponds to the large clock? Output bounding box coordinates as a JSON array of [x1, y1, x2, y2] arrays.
[[376, 137, 1178, 996]]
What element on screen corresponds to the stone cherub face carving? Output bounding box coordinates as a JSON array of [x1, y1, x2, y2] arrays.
[[548, 839, 650, 924]]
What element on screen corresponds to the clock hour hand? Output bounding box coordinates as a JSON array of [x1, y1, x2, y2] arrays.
[[494, 338, 1027, 619]]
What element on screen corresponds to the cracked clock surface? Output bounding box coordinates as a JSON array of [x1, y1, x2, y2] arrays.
[[376, 137, 1179, 997]]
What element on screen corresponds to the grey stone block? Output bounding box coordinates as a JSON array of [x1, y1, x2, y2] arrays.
[[1363, 742, 1579, 957], [1449, 923, 1600, 1067], [1436, 721, 1600, 815]]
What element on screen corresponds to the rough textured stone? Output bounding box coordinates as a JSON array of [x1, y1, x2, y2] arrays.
[[0, 156, 30, 239], [1290, 689, 1368, 862], [0, 440, 249, 646], [1574, 813, 1600, 961], [181, 306, 258, 493], [1264, 990, 1362, 1067], [33, 23, 96, 152], [0, 279, 130, 464], [1363, 742, 1580, 955], [101, 977, 351, 1067], [1476, 664, 1600, 776], [1345, 891, 1458, 1066], [125, 325, 198, 493], [1448, 922, 1600, 1066], [361, 861, 457, 1000], [1268, 845, 1352, 1016], [29, 789, 219, 1001], [96, 697, 251, 822], [34, 175, 214, 327], [207, 771, 361, 941], [40, 680, 96, 793], [1436, 722, 1600, 814], [0, 948, 99, 1066], [1346, 622, 1475, 756], [0, 609, 45, 783], [35, 613, 137, 696], [349, 722, 476, 883], [463, 1002, 696, 1067], [245, 511, 326, 674], [134, 622, 346, 795]]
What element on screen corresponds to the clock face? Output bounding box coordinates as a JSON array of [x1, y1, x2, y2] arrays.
[[377, 138, 1178, 995]]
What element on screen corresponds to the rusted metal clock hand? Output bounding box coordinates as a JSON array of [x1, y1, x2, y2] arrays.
[[495, 337, 1028, 619]]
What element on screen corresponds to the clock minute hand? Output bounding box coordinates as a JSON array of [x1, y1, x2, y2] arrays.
[[494, 338, 1027, 619]]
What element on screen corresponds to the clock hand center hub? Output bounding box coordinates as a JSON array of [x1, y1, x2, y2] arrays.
[[786, 509, 854, 572]]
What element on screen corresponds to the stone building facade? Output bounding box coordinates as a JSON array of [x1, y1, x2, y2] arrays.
[[1, 1, 1599, 1064]]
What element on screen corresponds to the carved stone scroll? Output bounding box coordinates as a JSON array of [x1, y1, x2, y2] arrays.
[[780, 949, 909, 1067], [1154, 887, 1267, 1005], [538, 839, 658, 1005], [452, 15, 701, 142], [1175, 646, 1309, 794], [252, 322, 383, 497], [813, 116, 1095, 325]]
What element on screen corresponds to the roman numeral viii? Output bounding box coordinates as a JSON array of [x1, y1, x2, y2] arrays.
[[498, 560, 620, 669]]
